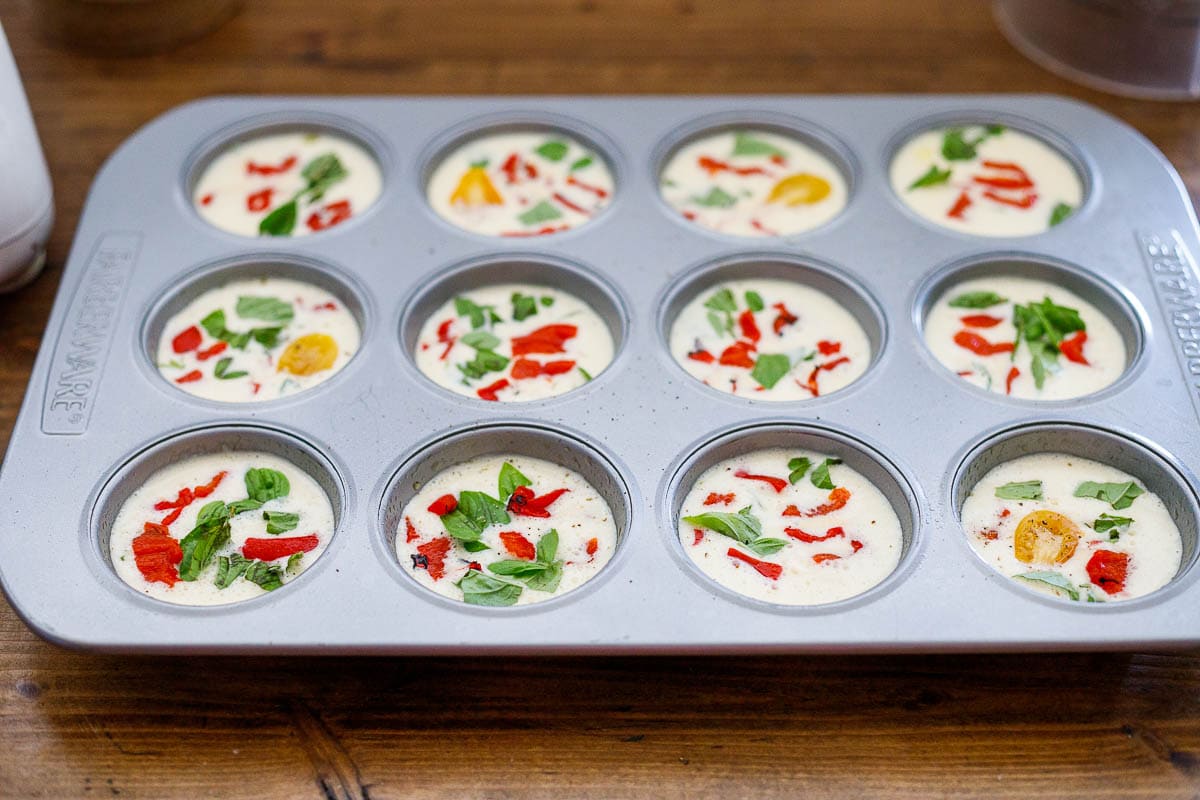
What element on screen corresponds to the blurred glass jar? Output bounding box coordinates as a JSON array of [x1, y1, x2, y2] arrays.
[[995, 0, 1200, 100], [30, 0, 242, 56]]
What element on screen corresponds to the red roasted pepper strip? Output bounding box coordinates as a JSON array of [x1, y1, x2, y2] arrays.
[[698, 155, 771, 177], [132, 522, 182, 586], [499, 531, 536, 560], [817, 340, 841, 356], [414, 537, 451, 581], [175, 370, 203, 384], [246, 155, 297, 175], [196, 341, 228, 361], [953, 330, 1016, 357], [192, 471, 228, 499], [772, 303, 798, 335], [947, 190, 972, 219], [246, 187, 274, 212], [693, 529, 704, 546], [960, 314, 1003, 328], [733, 469, 788, 493], [704, 492, 735, 506], [718, 341, 756, 369], [306, 199, 352, 232], [738, 310, 761, 343], [507, 486, 570, 518], [688, 349, 715, 364], [1005, 366, 1020, 395], [981, 190, 1038, 209], [241, 535, 319, 562], [511, 324, 578, 356], [1060, 331, 1089, 365], [727, 548, 783, 580], [172, 326, 202, 354], [405, 516, 420, 543], [428, 494, 458, 516], [784, 525, 845, 543], [812, 553, 841, 564], [1086, 549, 1129, 595], [476, 379, 509, 402], [586, 537, 598, 557]]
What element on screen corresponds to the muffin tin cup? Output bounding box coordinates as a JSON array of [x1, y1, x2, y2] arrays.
[[4, 94, 1200, 652]]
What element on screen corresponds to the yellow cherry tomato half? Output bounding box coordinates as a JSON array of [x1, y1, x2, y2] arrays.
[[449, 164, 504, 207], [767, 173, 832, 206], [277, 333, 338, 376], [1013, 510, 1081, 565]]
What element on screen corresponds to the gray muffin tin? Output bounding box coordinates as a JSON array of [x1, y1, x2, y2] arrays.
[[2, 95, 1200, 654]]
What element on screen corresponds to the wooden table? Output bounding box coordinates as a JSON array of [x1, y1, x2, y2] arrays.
[[2, 1, 1199, 797]]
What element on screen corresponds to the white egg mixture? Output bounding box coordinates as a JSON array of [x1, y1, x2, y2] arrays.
[[194, 130, 382, 238], [659, 128, 847, 237], [891, 124, 1082, 237], [157, 276, 361, 403], [669, 278, 870, 401], [678, 448, 903, 605], [924, 275, 1124, 400], [415, 282, 613, 402], [397, 455, 617, 606], [962, 453, 1182, 602], [427, 130, 614, 237], [110, 451, 334, 605]]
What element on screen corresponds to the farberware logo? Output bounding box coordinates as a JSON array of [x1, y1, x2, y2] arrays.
[[41, 233, 140, 435], [1139, 230, 1200, 419]]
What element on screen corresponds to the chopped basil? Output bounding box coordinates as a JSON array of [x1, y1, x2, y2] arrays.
[[1013, 570, 1080, 601], [263, 510, 299, 535], [731, 131, 785, 158], [1093, 513, 1133, 541], [745, 291, 764, 312], [178, 501, 231, 581], [995, 480, 1043, 501], [578, 366, 592, 381], [300, 153, 348, 201], [454, 296, 501, 329], [498, 461, 531, 503], [235, 296, 294, 324], [259, 200, 298, 236], [459, 330, 501, 350], [458, 490, 510, 528], [684, 506, 762, 547], [692, 187, 737, 208], [488, 529, 564, 593], [213, 357, 248, 380], [242, 560, 284, 591], [787, 457, 812, 484], [811, 458, 842, 491], [535, 140, 569, 162], [457, 349, 509, 381], [948, 291, 1007, 309], [750, 353, 790, 389], [1013, 297, 1085, 348], [227, 498, 263, 515], [245, 468, 290, 504], [199, 309, 281, 351], [1074, 480, 1144, 510], [518, 200, 563, 226], [704, 288, 737, 337], [462, 540, 491, 553], [459, 569, 523, 606], [908, 165, 952, 190], [535, 528, 558, 563], [941, 125, 1002, 161], [285, 552, 304, 575], [214, 552, 249, 589], [540, 295, 555, 307], [1049, 202, 1073, 227], [746, 538, 788, 556], [569, 155, 593, 172], [511, 292, 539, 322], [440, 508, 484, 543]]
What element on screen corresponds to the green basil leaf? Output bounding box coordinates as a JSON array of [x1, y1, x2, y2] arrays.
[[518, 200, 563, 226], [569, 156, 593, 172], [213, 357, 249, 380], [178, 506, 232, 581], [196, 500, 229, 525], [259, 200, 297, 236], [1074, 480, 1144, 510], [731, 132, 785, 158], [540, 295, 555, 307], [227, 498, 264, 515], [245, 468, 290, 504], [1030, 350, 1047, 390], [250, 327, 282, 348], [498, 462, 531, 502], [941, 128, 977, 161], [522, 559, 563, 593], [264, 510, 299, 535], [1049, 202, 1073, 227], [200, 310, 227, 340], [948, 291, 1007, 309], [458, 490, 510, 530], [235, 296, 294, 324], [454, 296, 498, 329], [488, 559, 551, 578], [215, 553, 249, 589], [535, 141, 569, 162], [811, 458, 842, 491], [747, 538, 788, 556], [535, 528, 559, 563], [745, 291, 765, 312], [692, 187, 737, 208], [242, 560, 285, 591], [750, 353, 790, 389], [459, 569, 523, 606], [703, 288, 738, 314], [1093, 513, 1133, 541], [1013, 570, 1080, 601], [985, 124, 1006, 136], [457, 349, 509, 381], [285, 552, 304, 575], [706, 310, 728, 338], [683, 506, 762, 546], [461, 539, 491, 553], [300, 153, 348, 200], [511, 292, 539, 322], [578, 366, 592, 381], [787, 457, 812, 484], [460, 330, 501, 350], [995, 480, 1043, 501], [908, 164, 952, 190]]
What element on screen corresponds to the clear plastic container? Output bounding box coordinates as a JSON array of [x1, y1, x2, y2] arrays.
[[994, 0, 1200, 101]]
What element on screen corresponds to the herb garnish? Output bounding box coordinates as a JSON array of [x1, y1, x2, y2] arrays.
[[949, 291, 1007, 309], [995, 480, 1043, 501], [750, 354, 790, 389], [200, 310, 282, 351], [235, 296, 294, 325], [535, 140, 569, 162], [259, 153, 349, 236], [213, 357, 248, 380], [909, 165, 952, 190], [811, 458, 842, 491], [178, 500, 232, 581], [787, 457, 812, 485], [518, 200, 563, 226], [745, 291, 764, 312], [684, 506, 787, 556], [731, 132, 785, 158], [941, 125, 1004, 161], [454, 296, 501, 329], [692, 187, 737, 208], [512, 292, 539, 322], [704, 288, 737, 337], [1013, 570, 1083, 601], [264, 510, 300, 534], [486, 529, 564, 594], [1074, 480, 1143, 510], [1012, 297, 1086, 390], [1093, 513, 1133, 541], [1049, 203, 1073, 227]]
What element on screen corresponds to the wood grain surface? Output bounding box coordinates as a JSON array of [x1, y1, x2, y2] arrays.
[[2, 1, 1200, 797]]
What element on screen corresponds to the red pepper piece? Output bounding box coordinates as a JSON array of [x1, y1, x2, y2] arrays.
[[246, 155, 297, 175], [566, 175, 608, 198], [804, 365, 822, 397], [1005, 366, 1020, 395], [586, 537, 598, 557], [733, 469, 788, 493], [1060, 331, 1089, 365], [727, 548, 783, 580], [801, 487, 852, 517], [415, 537, 452, 581], [427, 494, 458, 516], [718, 341, 756, 369], [1000, 508, 1012, 518], [982, 190, 1038, 209], [540, 360, 576, 375], [782, 505, 801, 517], [467, 561, 483, 572], [817, 340, 841, 356], [175, 370, 203, 384], [306, 199, 352, 232], [693, 529, 704, 546], [247, 187, 275, 212], [476, 378, 509, 402], [552, 192, 589, 215], [499, 225, 570, 238], [500, 153, 522, 184], [749, 219, 778, 236], [160, 507, 184, 526], [200, 193, 214, 206], [704, 492, 735, 506], [973, 162, 1034, 191], [314, 302, 338, 311], [405, 516, 420, 543], [154, 487, 194, 512], [251, 382, 261, 395], [698, 155, 771, 177], [196, 341, 228, 361], [435, 318, 456, 361], [821, 356, 850, 372], [507, 486, 569, 518], [953, 330, 1016, 357], [192, 471, 228, 499], [784, 525, 846, 543], [981, 160, 1030, 173], [772, 302, 798, 335], [812, 553, 841, 564], [499, 531, 536, 560], [947, 190, 972, 219], [171, 326, 202, 354], [510, 358, 543, 380], [511, 324, 578, 356], [1087, 549, 1129, 595], [241, 535, 319, 562], [738, 309, 761, 343], [851, 540, 864, 553], [687, 349, 715, 364], [960, 314, 1003, 328], [132, 522, 183, 587]]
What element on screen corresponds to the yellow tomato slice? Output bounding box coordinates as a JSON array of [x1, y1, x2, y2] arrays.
[[277, 333, 338, 376], [449, 166, 503, 207], [767, 173, 832, 206], [1013, 510, 1080, 565]]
